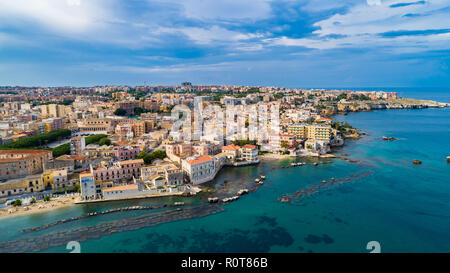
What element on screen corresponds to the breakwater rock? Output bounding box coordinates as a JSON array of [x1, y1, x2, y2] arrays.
[[0, 204, 224, 253], [20, 203, 187, 234], [277, 170, 373, 204]]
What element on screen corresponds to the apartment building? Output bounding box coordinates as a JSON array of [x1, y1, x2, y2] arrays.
[[70, 136, 86, 155], [42, 169, 70, 190], [141, 162, 183, 187], [240, 145, 259, 161], [0, 150, 53, 180], [0, 174, 44, 198], [80, 171, 97, 200], [182, 155, 216, 185], [91, 159, 144, 183], [287, 124, 332, 141]]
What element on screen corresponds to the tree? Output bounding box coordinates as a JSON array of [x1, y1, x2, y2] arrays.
[[133, 107, 145, 116], [337, 94, 347, 101], [114, 108, 127, 116], [52, 143, 70, 157], [274, 93, 284, 99], [0, 129, 71, 149], [85, 134, 108, 145], [137, 150, 167, 164], [98, 137, 111, 146], [12, 199, 22, 206], [30, 198, 37, 204], [151, 150, 167, 160], [280, 141, 290, 149], [43, 196, 51, 202]]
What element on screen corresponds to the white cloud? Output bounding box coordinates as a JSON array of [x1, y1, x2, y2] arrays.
[[268, 0, 450, 52], [161, 0, 273, 21], [367, 0, 382, 6], [0, 0, 115, 34]]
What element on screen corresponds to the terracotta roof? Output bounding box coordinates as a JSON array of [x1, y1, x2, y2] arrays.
[[222, 144, 240, 151], [242, 145, 257, 149], [186, 155, 213, 165], [0, 150, 52, 163]]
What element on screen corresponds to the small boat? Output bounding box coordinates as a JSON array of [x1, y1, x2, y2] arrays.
[[260, 175, 266, 180], [312, 163, 318, 166], [237, 189, 249, 196], [321, 180, 327, 184], [208, 197, 219, 203], [255, 178, 260, 183], [447, 156, 450, 163], [258, 181, 264, 185], [413, 159, 422, 165]]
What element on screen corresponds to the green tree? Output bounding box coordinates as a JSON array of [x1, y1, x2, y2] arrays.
[[12, 199, 22, 206], [85, 134, 108, 145], [114, 108, 127, 116], [133, 107, 145, 116], [52, 143, 70, 157], [0, 129, 71, 149], [337, 94, 347, 100], [98, 137, 111, 146], [43, 196, 51, 202]]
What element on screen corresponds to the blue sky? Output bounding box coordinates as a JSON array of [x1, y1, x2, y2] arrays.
[[0, 0, 449, 88]]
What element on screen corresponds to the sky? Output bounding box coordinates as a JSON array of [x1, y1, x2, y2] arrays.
[[0, 0, 449, 88]]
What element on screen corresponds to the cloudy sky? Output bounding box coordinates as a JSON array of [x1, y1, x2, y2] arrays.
[[0, 0, 449, 87]]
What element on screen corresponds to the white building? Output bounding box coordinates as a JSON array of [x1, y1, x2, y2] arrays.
[[240, 145, 259, 161], [182, 155, 216, 185], [80, 172, 96, 200], [103, 184, 141, 200]]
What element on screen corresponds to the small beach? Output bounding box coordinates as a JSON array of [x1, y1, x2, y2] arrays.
[[0, 195, 79, 219]]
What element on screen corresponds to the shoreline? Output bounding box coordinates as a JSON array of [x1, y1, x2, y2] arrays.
[[74, 191, 186, 204], [0, 195, 80, 219]]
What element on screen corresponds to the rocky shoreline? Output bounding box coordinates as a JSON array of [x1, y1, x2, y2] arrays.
[[336, 98, 449, 113]]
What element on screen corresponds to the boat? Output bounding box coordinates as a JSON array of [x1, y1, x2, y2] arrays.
[[413, 159, 422, 165], [255, 178, 260, 183], [237, 189, 249, 196], [447, 156, 450, 163], [260, 175, 266, 180], [208, 197, 219, 203]]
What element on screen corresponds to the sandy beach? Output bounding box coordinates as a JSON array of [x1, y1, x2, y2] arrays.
[[0, 195, 80, 219]]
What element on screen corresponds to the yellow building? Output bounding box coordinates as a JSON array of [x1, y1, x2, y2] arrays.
[[287, 124, 332, 141], [41, 104, 66, 118], [42, 169, 69, 190], [0, 174, 45, 198]]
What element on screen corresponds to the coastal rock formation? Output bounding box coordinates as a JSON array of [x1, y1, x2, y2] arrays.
[[337, 98, 449, 113], [382, 136, 397, 141]]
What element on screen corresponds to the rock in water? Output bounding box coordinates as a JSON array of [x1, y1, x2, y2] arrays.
[[413, 159, 422, 165]]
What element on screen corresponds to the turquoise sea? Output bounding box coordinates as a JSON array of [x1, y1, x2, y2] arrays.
[[0, 88, 449, 253]]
